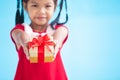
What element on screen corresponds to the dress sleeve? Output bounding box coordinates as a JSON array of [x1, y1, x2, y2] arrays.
[[55, 24, 69, 45], [10, 24, 24, 50]]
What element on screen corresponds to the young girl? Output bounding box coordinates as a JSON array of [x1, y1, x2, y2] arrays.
[[10, 0, 68, 80]]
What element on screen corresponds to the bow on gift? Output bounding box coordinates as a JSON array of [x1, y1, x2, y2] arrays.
[[28, 34, 55, 52]]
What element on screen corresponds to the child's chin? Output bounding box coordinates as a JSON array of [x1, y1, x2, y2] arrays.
[[35, 21, 47, 25]]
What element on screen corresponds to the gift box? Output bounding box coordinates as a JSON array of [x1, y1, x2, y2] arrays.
[[43, 35, 54, 62], [29, 46, 38, 63], [28, 34, 55, 63], [28, 37, 39, 63]]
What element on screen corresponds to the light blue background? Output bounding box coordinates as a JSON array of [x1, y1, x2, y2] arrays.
[[0, 0, 120, 80]]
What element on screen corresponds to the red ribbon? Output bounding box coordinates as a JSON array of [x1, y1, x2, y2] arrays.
[[28, 34, 55, 52]]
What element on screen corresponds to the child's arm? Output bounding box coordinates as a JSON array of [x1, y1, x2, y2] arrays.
[[12, 29, 30, 59], [53, 26, 68, 58]]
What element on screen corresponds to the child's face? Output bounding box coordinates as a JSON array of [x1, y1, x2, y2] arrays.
[[24, 0, 55, 26]]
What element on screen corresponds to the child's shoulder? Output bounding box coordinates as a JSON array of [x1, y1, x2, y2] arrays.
[[54, 24, 69, 33], [12, 23, 24, 31], [55, 24, 68, 29], [15, 23, 24, 27], [14, 23, 31, 31]]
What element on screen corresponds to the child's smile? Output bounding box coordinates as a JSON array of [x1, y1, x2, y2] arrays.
[[36, 16, 46, 21]]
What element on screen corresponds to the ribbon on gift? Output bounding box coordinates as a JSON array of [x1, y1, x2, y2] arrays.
[[42, 34, 55, 52], [28, 38, 40, 48], [28, 34, 55, 52]]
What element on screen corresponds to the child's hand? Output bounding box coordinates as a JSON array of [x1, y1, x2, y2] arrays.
[[21, 32, 40, 60], [22, 44, 29, 60], [53, 40, 60, 61], [52, 26, 68, 61], [19, 32, 30, 60], [12, 29, 31, 60]]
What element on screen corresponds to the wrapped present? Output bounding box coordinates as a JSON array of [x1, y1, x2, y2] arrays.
[[43, 34, 55, 62], [28, 37, 39, 63], [29, 46, 38, 63], [44, 46, 54, 62], [28, 34, 55, 63]]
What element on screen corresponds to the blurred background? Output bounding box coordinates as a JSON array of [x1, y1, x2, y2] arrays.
[[0, 0, 120, 80]]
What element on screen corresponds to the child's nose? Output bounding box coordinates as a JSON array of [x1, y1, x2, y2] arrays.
[[38, 8, 45, 14]]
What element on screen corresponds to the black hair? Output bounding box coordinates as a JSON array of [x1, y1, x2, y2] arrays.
[[15, 0, 24, 24], [15, 0, 68, 28], [50, 0, 68, 28]]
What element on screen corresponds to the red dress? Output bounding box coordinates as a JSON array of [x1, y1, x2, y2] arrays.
[[10, 24, 68, 80]]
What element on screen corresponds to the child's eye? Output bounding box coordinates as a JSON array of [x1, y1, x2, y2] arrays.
[[31, 5, 38, 7], [46, 5, 52, 8]]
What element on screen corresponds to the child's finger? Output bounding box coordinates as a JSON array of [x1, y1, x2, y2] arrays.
[[53, 44, 60, 60], [23, 46, 30, 60]]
